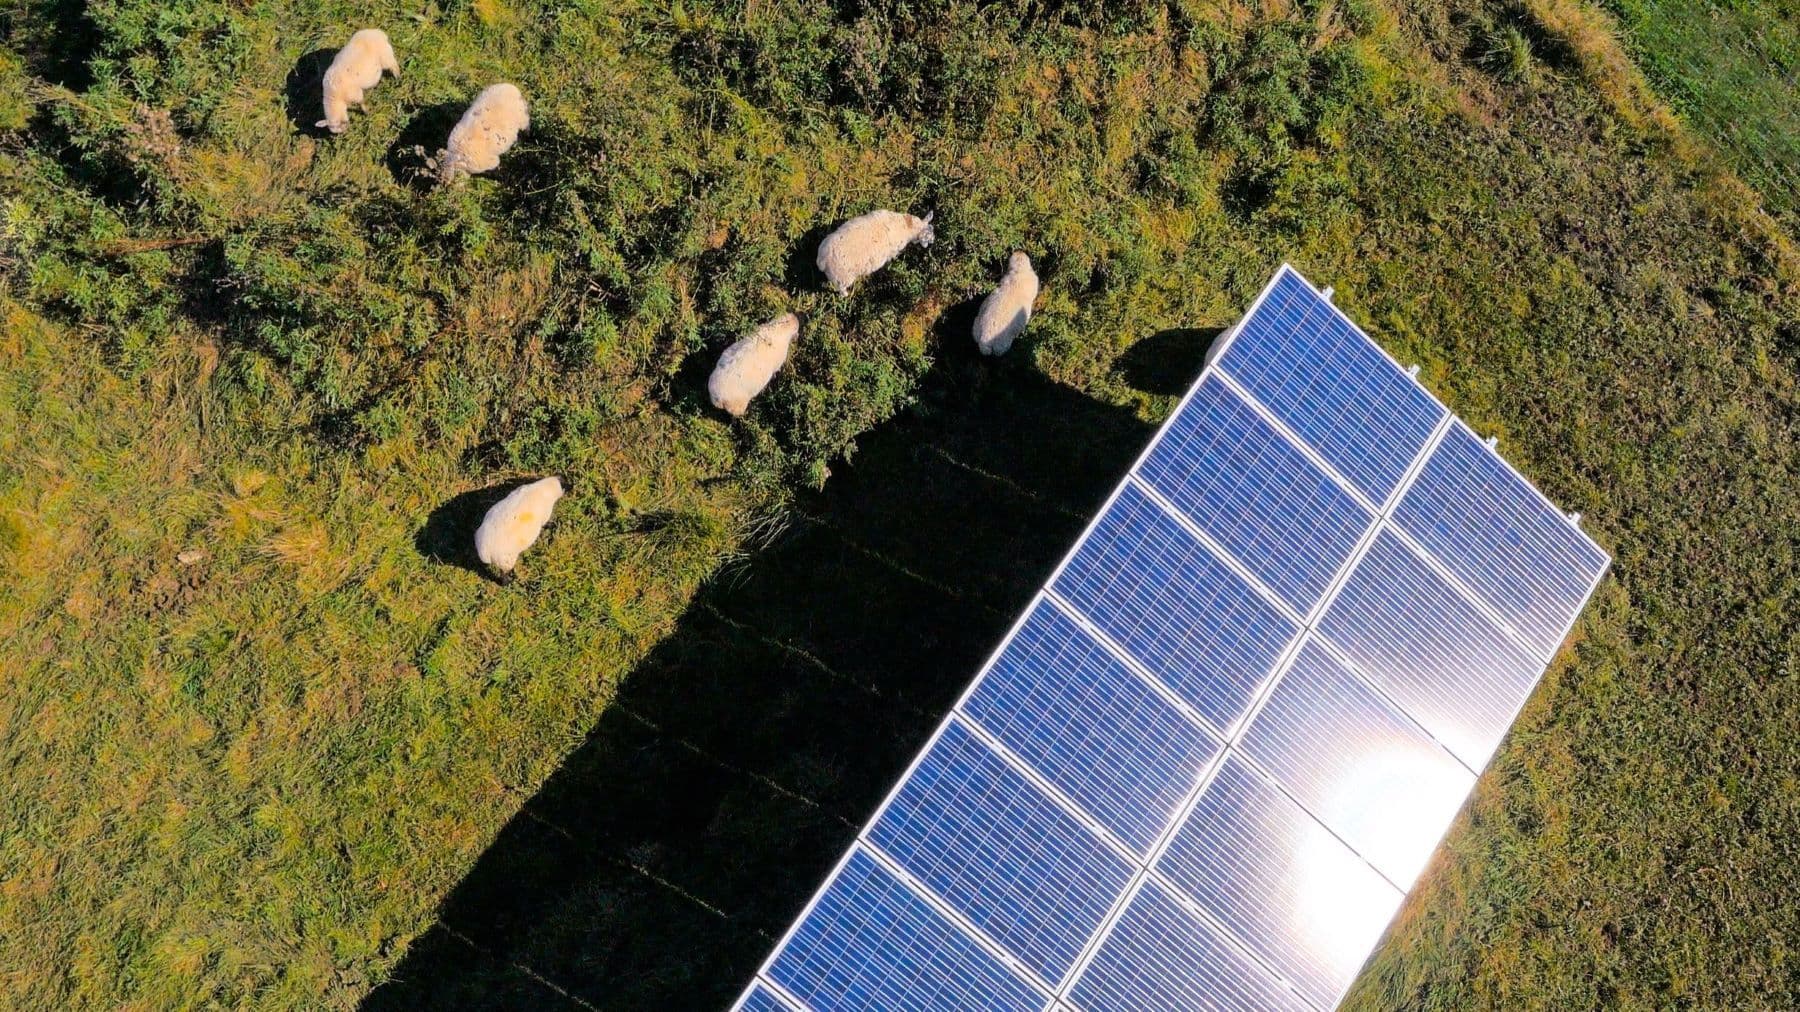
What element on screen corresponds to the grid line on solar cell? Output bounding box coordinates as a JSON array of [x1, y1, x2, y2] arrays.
[[766, 847, 1045, 1012], [959, 599, 1225, 855], [1205, 367, 1380, 516], [1045, 643, 1316, 1007], [1155, 755, 1404, 1009], [1068, 879, 1315, 1012], [867, 719, 1137, 984], [1392, 421, 1609, 659], [1214, 268, 1445, 505], [1038, 592, 1214, 728], [1236, 639, 1475, 887], [1052, 481, 1300, 731], [952, 711, 1141, 863], [1136, 374, 1375, 614], [1317, 527, 1546, 770], [1122, 478, 1308, 630], [1380, 518, 1546, 659]]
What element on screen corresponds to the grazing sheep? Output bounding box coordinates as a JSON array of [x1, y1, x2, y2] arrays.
[[435, 83, 529, 184], [709, 313, 800, 417], [475, 476, 562, 583], [973, 251, 1038, 356], [815, 210, 935, 295], [316, 29, 399, 134]]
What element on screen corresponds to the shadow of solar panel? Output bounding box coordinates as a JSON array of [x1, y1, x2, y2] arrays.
[[737, 265, 1609, 1012]]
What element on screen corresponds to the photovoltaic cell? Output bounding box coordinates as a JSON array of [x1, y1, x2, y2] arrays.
[[741, 264, 1609, 1012], [1392, 422, 1608, 658], [1318, 529, 1546, 770], [867, 720, 1136, 983], [766, 848, 1043, 1012], [1069, 880, 1312, 1012], [1053, 482, 1298, 731], [1138, 373, 1374, 614], [961, 599, 1223, 854], [1237, 640, 1474, 887], [738, 983, 797, 1012], [1215, 270, 1445, 505], [1158, 756, 1403, 1008]]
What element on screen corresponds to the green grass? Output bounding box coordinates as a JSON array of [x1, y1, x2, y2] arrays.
[[1, 0, 1797, 1008], [1603, 0, 1800, 222]]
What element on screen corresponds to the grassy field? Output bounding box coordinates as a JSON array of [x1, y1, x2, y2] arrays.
[[1602, 0, 1800, 223], [1, 0, 1797, 1008]]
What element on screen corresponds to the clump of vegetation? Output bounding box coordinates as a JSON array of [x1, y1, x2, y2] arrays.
[[1, 0, 1798, 1009], [1483, 22, 1540, 85]]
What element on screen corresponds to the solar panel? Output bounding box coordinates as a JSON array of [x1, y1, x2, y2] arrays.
[[736, 264, 1610, 1011]]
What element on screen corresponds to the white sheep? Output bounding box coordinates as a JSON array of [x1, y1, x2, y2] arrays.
[[475, 476, 563, 583], [435, 83, 529, 184], [316, 29, 399, 134], [815, 210, 935, 295], [708, 313, 800, 417], [973, 252, 1038, 356]]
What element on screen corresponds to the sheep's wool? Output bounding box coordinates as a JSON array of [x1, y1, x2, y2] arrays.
[[709, 313, 800, 417], [815, 210, 935, 295], [438, 83, 529, 183], [475, 476, 563, 575], [973, 251, 1039, 357], [317, 29, 398, 134]]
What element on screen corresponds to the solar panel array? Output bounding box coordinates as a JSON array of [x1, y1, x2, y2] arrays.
[[736, 265, 1610, 1012]]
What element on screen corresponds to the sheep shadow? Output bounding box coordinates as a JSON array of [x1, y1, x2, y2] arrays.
[[415, 477, 546, 582], [667, 338, 727, 418], [361, 354, 1154, 1010], [930, 292, 987, 358], [489, 119, 601, 220], [284, 48, 338, 136], [1114, 326, 1227, 396], [19, 0, 100, 88], [385, 101, 466, 189], [782, 223, 835, 293]]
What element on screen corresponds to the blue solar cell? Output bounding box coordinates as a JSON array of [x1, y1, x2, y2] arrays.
[[1139, 373, 1374, 614], [738, 983, 796, 1012], [1392, 423, 1608, 658], [1318, 528, 1546, 769], [1053, 483, 1298, 731], [868, 720, 1136, 983], [1069, 880, 1310, 1012], [767, 848, 1044, 1012], [961, 600, 1223, 854], [1158, 756, 1403, 1008], [1215, 269, 1444, 505], [1237, 639, 1474, 887]]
